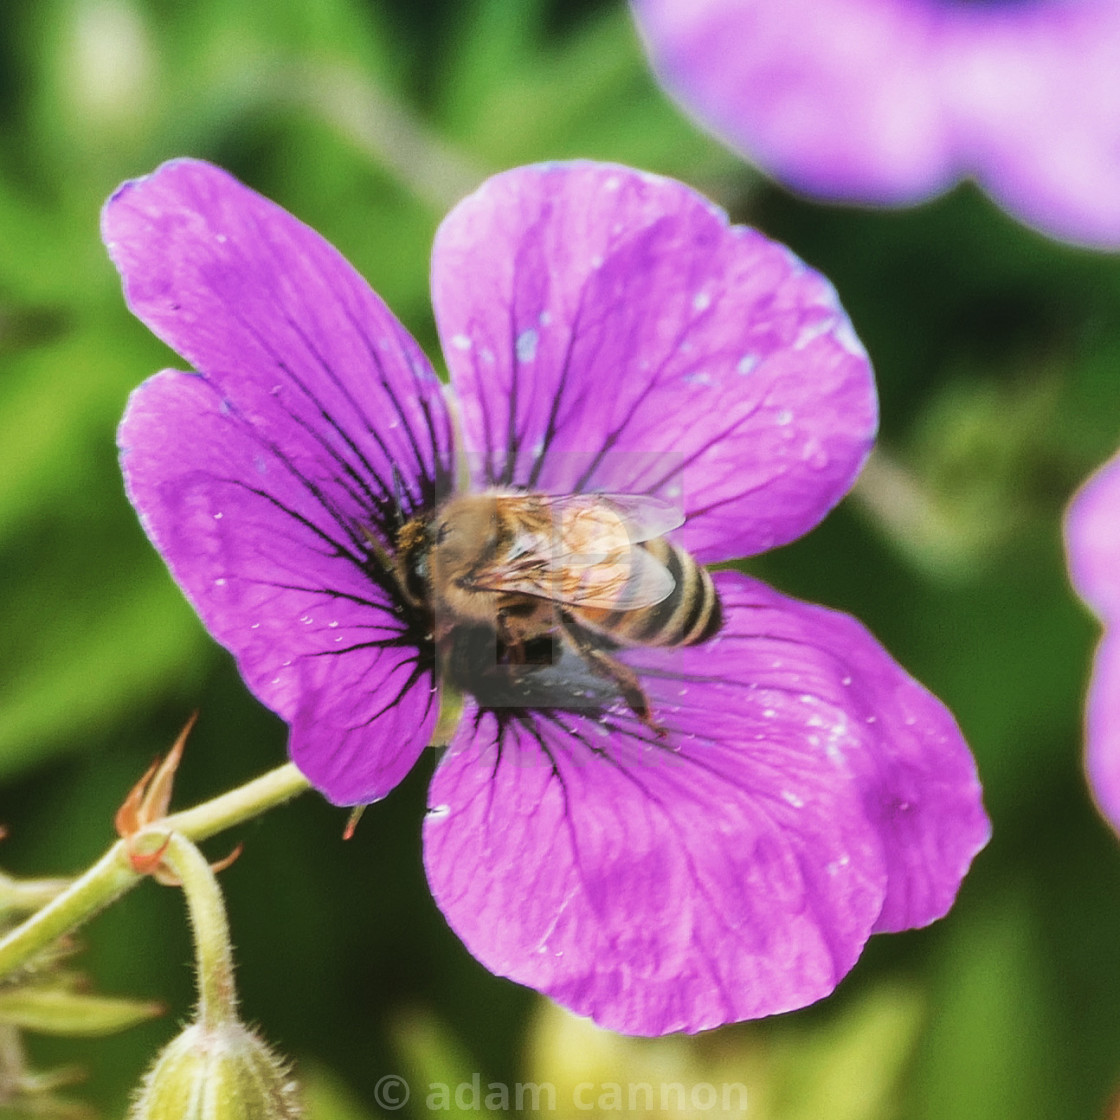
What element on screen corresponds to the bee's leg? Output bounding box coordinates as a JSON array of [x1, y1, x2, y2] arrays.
[[558, 615, 665, 737]]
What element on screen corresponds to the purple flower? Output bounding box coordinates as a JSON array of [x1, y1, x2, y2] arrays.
[[105, 159, 988, 1035], [1066, 451, 1120, 835], [631, 0, 1120, 247]]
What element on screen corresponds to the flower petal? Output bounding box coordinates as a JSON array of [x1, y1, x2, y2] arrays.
[[630, 0, 953, 204], [1066, 451, 1120, 833], [947, 2, 1120, 249], [1082, 635, 1120, 839], [423, 572, 987, 1033], [431, 161, 876, 565], [103, 158, 454, 538], [425, 706, 883, 1036], [627, 574, 987, 936], [426, 571, 984, 1033], [1066, 451, 1120, 624], [106, 159, 455, 804], [119, 371, 438, 804], [631, 0, 1120, 248]]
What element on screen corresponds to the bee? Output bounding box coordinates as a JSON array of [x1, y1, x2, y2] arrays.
[[390, 490, 722, 729]]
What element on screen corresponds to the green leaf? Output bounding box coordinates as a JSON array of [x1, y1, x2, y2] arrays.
[[0, 984, 163, 1037]]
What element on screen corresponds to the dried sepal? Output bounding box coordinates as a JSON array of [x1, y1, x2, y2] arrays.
[[114, 716, 240, 884]]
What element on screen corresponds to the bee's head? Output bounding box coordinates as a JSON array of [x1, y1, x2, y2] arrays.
[[427, 493, 502, 584]]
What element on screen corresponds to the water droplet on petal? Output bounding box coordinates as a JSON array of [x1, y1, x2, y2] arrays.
[[516, 329, 538, 363]]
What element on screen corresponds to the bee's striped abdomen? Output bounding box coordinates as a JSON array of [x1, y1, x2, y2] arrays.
[[581, 538, 721, 648]]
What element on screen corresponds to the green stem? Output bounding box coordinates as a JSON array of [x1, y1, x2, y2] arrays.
[[161, 761, 311, 842], [0, 762, 311, 982], [160, 835, 237, 1031], [0, 871, 70, 915]]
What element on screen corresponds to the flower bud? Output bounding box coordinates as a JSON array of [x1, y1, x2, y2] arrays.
[[129, 1019, 302, 1120]]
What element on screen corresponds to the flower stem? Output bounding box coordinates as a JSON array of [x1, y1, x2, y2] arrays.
[[159, 834, 237, 1031], [161, 761, 312, 842], [0, 762, 311, 982]]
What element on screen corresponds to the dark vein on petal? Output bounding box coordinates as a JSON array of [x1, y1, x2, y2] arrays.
[[533, 714, 797, 990], [525, 278, 596, 491], [338, 298, 448, 511]]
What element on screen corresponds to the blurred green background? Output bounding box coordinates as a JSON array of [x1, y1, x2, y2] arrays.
[[1, 0, 1119, 1116]]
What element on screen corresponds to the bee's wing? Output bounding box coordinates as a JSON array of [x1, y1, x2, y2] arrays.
[[569, 493, 685, 543], [564, 541, 676, 610], [468, 494, 676, 610]]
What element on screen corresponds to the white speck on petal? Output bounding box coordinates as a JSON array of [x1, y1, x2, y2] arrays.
[[451, 333, 472, 351], [834, 315, 868, 358], [793, 317, 834, 350], [516, 328, 538, 362], [683, 371, 712, 387], [781, 790, 805, 808], [539, 310, 552, 326], [776, 408, 793, 426], [692, 291, 711, 312], [213, 512, 223, 520], [214, 578, 226, 587], [801, 439, 830, 469], [736, 353, 758, 375], [604, 175, 621, 191]]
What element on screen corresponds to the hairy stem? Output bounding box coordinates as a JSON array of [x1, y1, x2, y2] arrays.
[[0, 762, 311, 982], [160, 834, 237, 1031]]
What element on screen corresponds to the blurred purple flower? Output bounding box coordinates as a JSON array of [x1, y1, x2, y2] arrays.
[[631, 0, 1120, 247], [105, 159, 988, 1035], [1066, 452, 1120, 835]]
